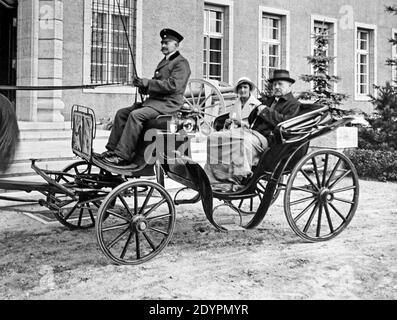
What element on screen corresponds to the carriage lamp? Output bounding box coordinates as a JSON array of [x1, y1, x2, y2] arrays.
[[182, 118, 196, 133]]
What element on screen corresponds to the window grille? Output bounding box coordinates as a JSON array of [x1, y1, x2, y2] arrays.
[[91, 0, 137, 85]]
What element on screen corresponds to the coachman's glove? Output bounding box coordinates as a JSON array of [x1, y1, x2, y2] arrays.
[[132, 77, 149, 89]]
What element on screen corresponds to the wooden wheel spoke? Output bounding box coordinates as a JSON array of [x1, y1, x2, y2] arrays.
[[290, 195, 316, 207], [324, 203, 334, 233], [188, 82, 195, 105], [197, 84, 205, 106], [108, 227, 130, 249], [120, 231, 134, 260], [328, 202, 347, 222], [333, 197, 354, 205], [102, 222, 130, 232], [143, 232, 157, 251], [139, 187, 154, 215], [290, 185, 317, 194], [294, 199, 316, 223], [183, 97, 195, 109], [316, 204, 323, 237], [105, 209, 131, 222], [136, 233, 141, 260], [201, 104, 218, 111], [198, 93, 213, 110], [312, 157, 322, 186], [118, 194, 134, 217], [143, 199, 167, 218], [322, 154, 329, 187], [325, 158, 343, 187], [77, 208, 84, 227], [63, 202, 79, 220], [149, 227, 169, 236], [332, 186, 357, 194], [303, 202, 320, 233], [86, 204, 96, 224], [329, 170, 352, 189], [146, 213, 172, 222], [134, 187, 138, 214], [300, 169, 319, 191]]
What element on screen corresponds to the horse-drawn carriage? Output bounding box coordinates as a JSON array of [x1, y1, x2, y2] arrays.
[[0, 79, 359, 265]]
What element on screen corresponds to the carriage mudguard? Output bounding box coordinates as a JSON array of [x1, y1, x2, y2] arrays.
[[161, 155, 224, 231]]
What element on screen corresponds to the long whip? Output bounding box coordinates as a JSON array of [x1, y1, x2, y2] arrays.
[[115, 0, 143, 103]]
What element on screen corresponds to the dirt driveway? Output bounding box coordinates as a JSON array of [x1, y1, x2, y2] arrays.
[[0, 179, 396, 300]]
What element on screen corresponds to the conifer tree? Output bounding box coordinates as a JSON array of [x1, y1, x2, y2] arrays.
[[298, 25, 348, 110]]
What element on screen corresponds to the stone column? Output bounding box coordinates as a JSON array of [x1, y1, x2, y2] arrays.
[[16, 0, 39, 121], [36, 0, 64, 122]]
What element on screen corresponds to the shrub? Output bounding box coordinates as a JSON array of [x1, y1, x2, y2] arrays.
[[347, 149, 397, 182], [359, 82, 397, 151]]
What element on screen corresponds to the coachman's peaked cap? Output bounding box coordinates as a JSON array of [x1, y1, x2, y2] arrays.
[[160, 28, 184, 43]]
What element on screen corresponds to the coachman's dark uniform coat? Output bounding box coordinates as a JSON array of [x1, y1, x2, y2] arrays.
[[106, 51, 191, 161], [141, 51, 191, 114]]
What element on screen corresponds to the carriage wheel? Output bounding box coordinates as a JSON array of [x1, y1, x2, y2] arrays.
[[284, 150, 359, 242], [184, 79, 226, 136], [50, 161, 107, 230], [96, 180, 176, 265]]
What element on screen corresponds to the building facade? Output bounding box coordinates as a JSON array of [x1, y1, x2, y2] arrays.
[[1, 0, 397, 122]]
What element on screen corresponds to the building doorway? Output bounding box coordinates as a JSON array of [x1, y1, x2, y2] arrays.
[[0, 1, 17, 106]]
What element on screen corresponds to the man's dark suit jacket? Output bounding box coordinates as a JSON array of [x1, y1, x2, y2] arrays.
[[248, 92, 301, 146], [142, 51, 191, 115]]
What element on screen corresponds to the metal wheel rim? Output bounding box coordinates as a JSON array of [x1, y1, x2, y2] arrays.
[[284, 149, 359, 242], [96, 180, 176, 265]]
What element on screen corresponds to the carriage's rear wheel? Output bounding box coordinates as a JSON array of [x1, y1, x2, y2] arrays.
[[50, 161, 109, 230], [184, 79, 226, 136], [96, 180, 176, 265], [284, 150, 359, 242]]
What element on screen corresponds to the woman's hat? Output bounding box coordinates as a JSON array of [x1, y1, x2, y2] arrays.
[[235, 77, 256, 93], [268, 69, 295, 84]]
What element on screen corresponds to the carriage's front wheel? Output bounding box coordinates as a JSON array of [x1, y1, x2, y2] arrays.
[[284, 150, 359, 242], [96, 180, 176, 265], [51, 161, 105, 230]]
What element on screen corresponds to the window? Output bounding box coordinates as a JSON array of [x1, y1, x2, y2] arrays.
[[313, 22, 330, 63], [356, 29, 370, 95], [91, 0, 137, 85], [355, 24, 376, 100], [311, 18, 337, 88], [203, 6, 224, 81], [261, 15, 281, 90], [258, 8, 289, 93]]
